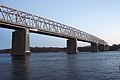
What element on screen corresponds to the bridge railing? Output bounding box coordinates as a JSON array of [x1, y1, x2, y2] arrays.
[[0, 5, 108, 45]]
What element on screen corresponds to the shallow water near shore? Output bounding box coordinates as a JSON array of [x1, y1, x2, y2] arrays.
[[0, 51, 120, 80]]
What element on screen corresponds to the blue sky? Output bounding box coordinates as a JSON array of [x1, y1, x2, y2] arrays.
[[0, 0, 120, 49]]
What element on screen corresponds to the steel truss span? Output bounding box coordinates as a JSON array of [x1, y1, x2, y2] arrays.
[[0, 5, 107, 45]]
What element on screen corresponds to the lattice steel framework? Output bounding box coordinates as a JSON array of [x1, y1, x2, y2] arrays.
[[0, 5, 107, 45]]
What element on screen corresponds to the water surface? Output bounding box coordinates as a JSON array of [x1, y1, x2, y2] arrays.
[[0, 51, 120, 80]]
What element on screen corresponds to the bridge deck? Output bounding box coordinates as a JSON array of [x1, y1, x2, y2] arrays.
[[0, 5, 108, 45]]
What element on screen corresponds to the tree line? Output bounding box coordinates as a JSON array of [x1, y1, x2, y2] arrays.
[[0, 44, 120, 53]]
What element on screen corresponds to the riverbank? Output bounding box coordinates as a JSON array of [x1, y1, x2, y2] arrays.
[[0, 47, 66, 54], [0, 46, 90, 53], [0, 45, 119, 54]]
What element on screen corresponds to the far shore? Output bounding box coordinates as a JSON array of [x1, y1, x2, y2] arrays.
[[0, 44, 120, 54]]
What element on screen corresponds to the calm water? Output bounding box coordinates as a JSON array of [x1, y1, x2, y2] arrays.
[[0, 51, 120, 80]]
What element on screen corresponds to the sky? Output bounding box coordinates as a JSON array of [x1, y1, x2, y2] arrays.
[[0, 0, 120, 49]]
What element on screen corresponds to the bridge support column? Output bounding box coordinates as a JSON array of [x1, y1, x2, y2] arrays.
[[67, 39, 78, 54], [11, 29, 30, 56], [91, 43, 98, 52], [98, 44, 105, 51], [105, 45, 109, 51]]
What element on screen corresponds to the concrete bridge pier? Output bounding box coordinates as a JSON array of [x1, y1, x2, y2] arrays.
[[91, 43, 98, 52], [67, 39, 78, 54], [11, 29, 31, 56], [98, 44, 105, 51], [105, 45, 109, 51]]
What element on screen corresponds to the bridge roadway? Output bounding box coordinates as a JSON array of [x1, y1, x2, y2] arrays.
[[0, 5, 108, 55]]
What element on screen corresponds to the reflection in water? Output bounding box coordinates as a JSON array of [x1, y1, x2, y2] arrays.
[[1, 52, 120, 80], [11, 56, 31, 80], [66, 54, 80, 80]]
